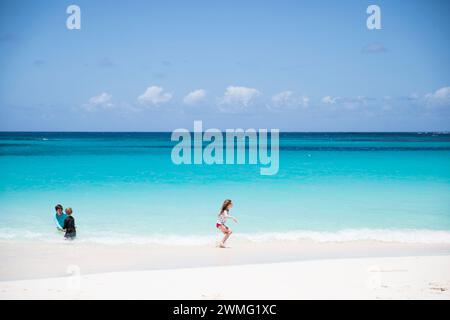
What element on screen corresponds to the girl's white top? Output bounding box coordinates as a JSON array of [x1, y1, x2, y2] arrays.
[[217, 210, 229, 225]]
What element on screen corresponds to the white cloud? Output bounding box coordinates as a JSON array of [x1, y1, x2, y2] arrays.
[[321, 95, 372, 110], [269, 91, 309, 111], [424, 86, 450, 108], [137, 86, 172, 106], [409, 93, 420, 100], [322, 96, 340, 104], [218, 86, 261, 113], [183, 89, 206, 105], [83, 92, 114, 111]]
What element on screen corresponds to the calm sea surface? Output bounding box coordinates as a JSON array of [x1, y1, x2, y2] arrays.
[[1, 132, 449, 244]]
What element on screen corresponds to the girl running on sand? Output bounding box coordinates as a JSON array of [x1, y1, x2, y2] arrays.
[[216, 199, 238, 248]]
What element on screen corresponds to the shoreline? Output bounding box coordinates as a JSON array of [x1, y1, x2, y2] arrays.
[[1, 240, 450, 281]]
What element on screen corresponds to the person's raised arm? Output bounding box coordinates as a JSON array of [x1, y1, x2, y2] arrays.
[[226, 213, 238, 223]]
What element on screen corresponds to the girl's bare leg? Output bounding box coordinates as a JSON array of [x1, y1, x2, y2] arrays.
[[222, 229, 232, 244]]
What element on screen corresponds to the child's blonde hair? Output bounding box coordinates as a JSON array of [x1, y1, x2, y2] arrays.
[[65, 207, 73, 215]]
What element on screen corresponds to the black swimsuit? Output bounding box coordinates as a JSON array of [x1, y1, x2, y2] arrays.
[[63, 216, 76, 239]]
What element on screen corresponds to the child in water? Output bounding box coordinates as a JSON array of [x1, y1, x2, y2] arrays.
[[216, 199, 238, 248], [54, 204, 67, 231], [63, 207, 76, 239]]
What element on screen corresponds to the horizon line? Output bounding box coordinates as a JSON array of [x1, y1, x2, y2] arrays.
[[0, 131, 449, 134]]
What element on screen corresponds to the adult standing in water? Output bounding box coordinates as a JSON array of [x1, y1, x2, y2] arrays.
[[63, 207, 76, 240]]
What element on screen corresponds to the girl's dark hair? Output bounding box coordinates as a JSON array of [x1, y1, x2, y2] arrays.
[[55, 204, 63, 211], [220, 199, 232, 214]]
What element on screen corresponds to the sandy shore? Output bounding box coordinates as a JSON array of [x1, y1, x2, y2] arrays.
[[2, 240, 450, 281], [0, 255, 449, 299], [1, 240, 450, 299]]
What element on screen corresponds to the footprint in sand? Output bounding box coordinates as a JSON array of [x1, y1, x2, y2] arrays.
[[429, 287, 448, 292], [428, 282, 448, 293], [201, 292, 222, 299]]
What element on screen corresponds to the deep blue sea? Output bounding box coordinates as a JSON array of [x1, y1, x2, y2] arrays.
[[1, 132, 450, 245]]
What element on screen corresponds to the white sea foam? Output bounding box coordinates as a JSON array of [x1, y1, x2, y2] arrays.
[[1, 228, 450, 246], [0, 228, 46, 240], [240, 229, 450, 244]]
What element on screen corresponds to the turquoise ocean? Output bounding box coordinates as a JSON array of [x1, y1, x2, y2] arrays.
[[1, 132, 450, 245]]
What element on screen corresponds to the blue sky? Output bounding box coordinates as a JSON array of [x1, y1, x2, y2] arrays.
[[0, 0, 449, 131]]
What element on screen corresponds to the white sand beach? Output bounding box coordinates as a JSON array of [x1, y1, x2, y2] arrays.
[[0, 255, 449, 300], [0, 241, 449, 299]]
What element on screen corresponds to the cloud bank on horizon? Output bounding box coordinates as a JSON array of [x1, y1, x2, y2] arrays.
[[0, 0, 449, 131], [85, 85, 450, 114]]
